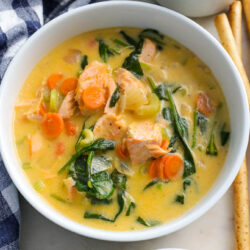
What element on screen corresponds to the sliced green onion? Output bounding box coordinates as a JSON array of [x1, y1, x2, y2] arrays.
[[79, 129, 94, 148], [22, 162, 32, 170], [33, 180, 45, 191], [49, 89, 60, 112]]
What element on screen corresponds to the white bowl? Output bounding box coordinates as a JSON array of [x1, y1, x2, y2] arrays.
[[0, 1, 249, 242], [156, 0, 234, 17]]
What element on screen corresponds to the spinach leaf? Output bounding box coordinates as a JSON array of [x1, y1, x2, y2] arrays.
[[91, 172, 114, 199], [143, 179, 159, 191], [126, 202, 136, 216], [109, 85, 120, 107], [91, 156, 112, 174], [120, 31, 137, 47], [162, 107, 172, 122], [206, 123, 218, 156], [81, 55, 88, 70], [89, 197, 113, 205], [111, 169, 127, 191], [58, 138, 116, 174], [75, 118, 88, 152], [139, 29, 165, 46], [220, 123, 230, 146], [84, 212, 113, 222], [169, 136, 178, 148], [50, 194, 69, 204], [197, 111, 208, 133], [84, 191, 124, 222], [166, 88, 196, 178], [136, 217, 161, 227], [97, 38, 118, 63], [122, 39, 144, 78], [113, 38, 130, 47], [183, 178, 192, 191], [154, 83, 168, 101], [175, 194, 184, 205], [147, 76, 156, 90], [192, 110, 198, 148]]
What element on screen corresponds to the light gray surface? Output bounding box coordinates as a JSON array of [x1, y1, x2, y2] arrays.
[[19, 1, 250, 249]]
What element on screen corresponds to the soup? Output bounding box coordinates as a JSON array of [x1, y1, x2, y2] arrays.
[[14, 27, 230, 231]]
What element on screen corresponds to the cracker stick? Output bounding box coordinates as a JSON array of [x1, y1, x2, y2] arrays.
[[215, 14, 250, 109], [215, 13, 250, 250], [229, 1, 242, 57], [243, 0, 250, 34]]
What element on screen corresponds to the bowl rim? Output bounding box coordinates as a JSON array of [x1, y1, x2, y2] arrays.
[[0, 0, 249, 242]]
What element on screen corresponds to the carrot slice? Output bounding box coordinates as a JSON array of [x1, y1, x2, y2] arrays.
[[161, 139, 170, 150], [82, 86, 105, 110], [148, 160, 158, 179], [196, 92, 214, 115], [65, 121, 77, 136], [60, 77, 78, 95], [47, 73, 63, 90], [116, 144, 127, 159], [164, 154, 184, 180], [55, 142, 65, 155], [157, 157, 166, 181], [41, 113, 64, 138]]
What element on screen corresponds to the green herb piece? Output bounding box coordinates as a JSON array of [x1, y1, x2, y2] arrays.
[[139, 29, 165, 45], [206, 123, 218, 156], [147, 76, 156, 90], [161, 127, 169, 140], [22, 162, 32, 170], [175, 194, 184, 204], [220, 123, 230, 146], [143, 179, 159, 191], [49, 89, 60, 112], [126, 202, 136, 216], [183, 178, 192, 191], [81, 55, 88, 70], [136, 217, 161, 227], [154, 83, 168, 101], [50, 193, 69, 204], [84, 212, 113, 222], [166, 88, 196, 178], [169, 136, 178, 148], [89, 197, 113, 205], [87, 151, 94, 188], [33, 180, 45, 191], [97, 38, 117, 63], [120, 31, 137, 46], [113, 38, 130, 47], [109, 85, 120, 107], [122, 39, 144, 78], [58, 138, 115, 174], [111, 169, 127, 191], [162, 107, 172, 122]]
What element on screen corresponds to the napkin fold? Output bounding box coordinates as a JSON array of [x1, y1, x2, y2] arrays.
[[0, 0, 101, 249]]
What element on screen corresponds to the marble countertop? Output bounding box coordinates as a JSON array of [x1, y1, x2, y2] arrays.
[[19, 1, 250, 249]]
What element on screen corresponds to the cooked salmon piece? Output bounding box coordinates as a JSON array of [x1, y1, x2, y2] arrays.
[[93, 113, 127, 140], [125, 121, 168, 165], [59, 90, 76, 119], [63, 177, 77, 201], [139, 38, 157, 63], [75, 61, 117, 116]]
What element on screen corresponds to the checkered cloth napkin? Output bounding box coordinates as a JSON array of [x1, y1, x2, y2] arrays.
[[0, 0, 102, 249]]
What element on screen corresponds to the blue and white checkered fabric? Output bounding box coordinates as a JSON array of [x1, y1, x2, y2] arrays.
[[0, 0, 102, 249]]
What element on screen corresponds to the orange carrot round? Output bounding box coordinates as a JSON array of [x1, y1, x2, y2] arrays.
[[164, 154, 184, 180], [116, 144, 127, 159], [65, 121, 77, 136], [157, 157, 166, 180], [148, 160, 158, 179], [47, 73, 63, 90], [41, 113, 64, 138], [55, 142, 65, 155], [82, 86, 105, 110], [60, 77, 78, 95], [161, 139, 170, 150], [196, 92, 214, 115]]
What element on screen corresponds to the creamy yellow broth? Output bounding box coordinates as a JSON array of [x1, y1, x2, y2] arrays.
[[14, 27, 230, 231]]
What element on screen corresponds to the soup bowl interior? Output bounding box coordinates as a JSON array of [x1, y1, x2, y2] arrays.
[[0, 1, 249, 242]]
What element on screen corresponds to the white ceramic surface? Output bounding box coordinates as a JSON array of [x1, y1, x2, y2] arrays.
[[156, 0, 233, 17], [0, 1, 249, 242]]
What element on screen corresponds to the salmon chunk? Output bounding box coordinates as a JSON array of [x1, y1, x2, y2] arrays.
[[93, 113, 127, 140], [59, 90, 76, 119], [75, 61, 116, 116], [139, 38, 156, 63], [63, 177, 77, 201], [125, 121, 167, 165]]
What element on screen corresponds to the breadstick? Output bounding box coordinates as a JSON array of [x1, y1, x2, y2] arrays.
[[215, 13, 250, 250], [215, 14, 250, 109], [234, 158, 250, 250], [229, 1, 242, 57], [243, 0, 250, 34]]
